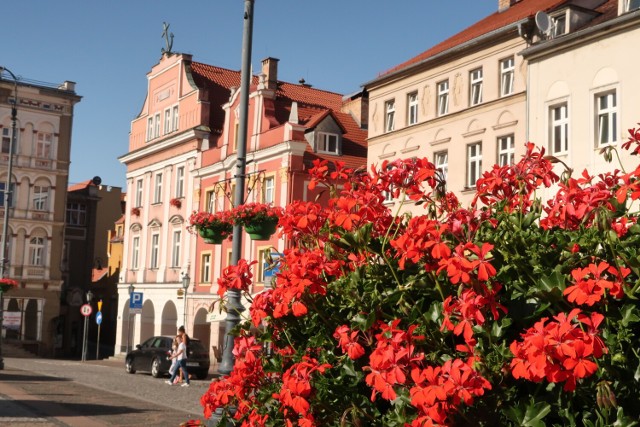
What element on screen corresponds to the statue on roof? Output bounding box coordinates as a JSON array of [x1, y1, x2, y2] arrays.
[[161, 22, 174, 56]]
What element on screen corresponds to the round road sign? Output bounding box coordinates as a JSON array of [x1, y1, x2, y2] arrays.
[[80, 304, 93, 317]]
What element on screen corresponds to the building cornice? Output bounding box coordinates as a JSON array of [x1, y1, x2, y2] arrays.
[[118, 128, 209, 165]]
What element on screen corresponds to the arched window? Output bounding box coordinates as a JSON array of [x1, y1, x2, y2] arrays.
[[29, 236, 45, 266]]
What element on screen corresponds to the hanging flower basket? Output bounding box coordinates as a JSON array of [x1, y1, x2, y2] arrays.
[[0, 278, 19, 293], [188, 211, 233, 245], [170, 198, 182, 208], [244, 218, 278, 240], [230, 203, 282, 241], [199, 226, 226, 244]]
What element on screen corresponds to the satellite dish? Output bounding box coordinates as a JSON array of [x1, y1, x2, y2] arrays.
[[535, 11, 551, 34], [92, 176, 102, 186]]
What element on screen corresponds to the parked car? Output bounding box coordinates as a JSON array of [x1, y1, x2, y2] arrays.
[[125, 335, 210, 379]]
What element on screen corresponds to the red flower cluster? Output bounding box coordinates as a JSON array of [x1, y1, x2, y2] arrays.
[[410, 358, 492, 426], [274, 356, 331, 426], [230, 203, 283, 227], [216, 259, 257, 297], [510, 309, 607, 391], [188, 210, 233, 234], [169, 197, 182, 208], [564, 261, 629, 306], [0, 278, 19, 287], [364, 320, 424, 401], [333, 325, 365, 360]]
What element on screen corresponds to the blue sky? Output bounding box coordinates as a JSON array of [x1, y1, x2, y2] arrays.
[[1, 1, 496, 190]]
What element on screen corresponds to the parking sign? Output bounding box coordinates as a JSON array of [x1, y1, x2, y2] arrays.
[[129, 292, 143, 314]]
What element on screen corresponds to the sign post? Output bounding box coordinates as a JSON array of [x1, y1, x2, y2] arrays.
[[128, 292, 143, 354], [95, 299, 103, 360], [80, 303, 92, 362]]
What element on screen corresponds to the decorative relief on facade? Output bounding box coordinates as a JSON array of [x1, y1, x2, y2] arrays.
[[422, 85, 430, 118], [452, 72, 463, 107], [279, 167, 288, 183], [371, 102, 378, 132]]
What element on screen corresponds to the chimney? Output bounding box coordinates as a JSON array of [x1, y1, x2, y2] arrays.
[[261, 57, 279, 91], [499, 0, 518, 12]]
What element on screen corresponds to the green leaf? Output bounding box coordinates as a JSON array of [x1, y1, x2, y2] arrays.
[[522, 400, 551, 427], [538, 270, 565, 293], [620, 304, 640, 327]]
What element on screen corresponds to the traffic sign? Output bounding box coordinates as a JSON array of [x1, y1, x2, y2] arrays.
[[96, 311, 103, 325], [129, 292, 143, 314], [97, 299, 103, 312], [80, 304, 93, 317]]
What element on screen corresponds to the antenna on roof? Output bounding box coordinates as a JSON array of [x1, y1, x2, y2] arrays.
[[535, 11, 552, 38]]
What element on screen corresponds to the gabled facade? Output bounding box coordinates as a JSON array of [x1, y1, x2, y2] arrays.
[[0, 71, 81, 356], [522, 0, 640, 184], [115, 53, 368, 367]]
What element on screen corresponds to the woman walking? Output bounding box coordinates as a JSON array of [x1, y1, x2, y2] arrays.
[[166, 333, 190, 387]]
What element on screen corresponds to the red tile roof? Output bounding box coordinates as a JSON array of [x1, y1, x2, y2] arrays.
[[68, 179, 95, 192], [92, 268, 108, 283], [377, 0, 568, 79]]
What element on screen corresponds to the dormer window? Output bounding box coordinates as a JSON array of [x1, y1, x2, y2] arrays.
[[317, 132, 340, 154], [552, 14, 566, 36], [627, 0, 640, 12]]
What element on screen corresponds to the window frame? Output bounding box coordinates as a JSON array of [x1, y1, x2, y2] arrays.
[[135, 179, 143, 207], [257, 247, 271, 283], [154, 173, 163, 204], [66, 202, 87, 225], [33, 185, 49, 211], [434, 151, 449, 183], [0, 182, 16, 208], [316, 132, 340, 154], [437, 80, 449, 116], [626, 0, 640, 11], [469, 68, 483, 106], [29, 236, 45, 266], [550, 102, 569, 155], [262, 176, 275, 204], [466, 142, 483, 189], [36, 132, 52, 159], [147, 117, 154, 141], [500, 57, 515, 97], [171, 229, 181, 268], [175, 166, 185, 198], [131, 236, 140, 270], [172, 106, 179, 131], [385, 100, 395, 132], [164, 109, 172, 135], [150, 233, 160, 269], [595, 90, 618, 147], [497, 134, 515, 166], [200, 252, 211, 284], [407, 92, 419, 126], [154, 113, 161, 139]]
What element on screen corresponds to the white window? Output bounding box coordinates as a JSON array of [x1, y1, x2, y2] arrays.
[[132, 237, 140, 270], [317, 132, 339, 154], [435, 151, 448, 183], [36, 132, 52, 158], [29, 237, 44, 266], [437, 80, 449, 116], [466, 143, 482, 188], [257, 248, 271, 283], [1, 127, 18, 153], [552, 14, 566, 37], [385, 100, 395, 132], [172, 106, 179, 131], [206, 190, 216, 213], [596, 92, 617, 146], [498, 135, 515, 166], [626, 0, 640, 11], [154, 173, 163, 204], [175, 166, 184, 198], [147, 117, 154, 141], [135, 179, 143, 207], [0, 183, 16, 208], [150, 234, 159, 269], [164, 109, 171, 134], [470, 68, 483, 106], [66, 202, 86, 225], [201, 253, 211, 283], [171, 230, 181, 268], [550, 103, 569, 155], [407, 92, 418, 126], [154, 114, 161, 139], [33, 186, 49, 211], [500, 57, 515, 97], [262, 176, 275, 204]]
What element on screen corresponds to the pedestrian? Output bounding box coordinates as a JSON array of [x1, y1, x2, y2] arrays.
[[168, 335, 181, 384], [166, 333, 190, 387]]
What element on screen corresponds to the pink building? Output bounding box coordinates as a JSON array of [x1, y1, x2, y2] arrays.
[[116, 53, 367, 367]]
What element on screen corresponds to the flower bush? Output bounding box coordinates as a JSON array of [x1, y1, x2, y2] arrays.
[[188, 210, 234, 239], [199, 124, 640, 426], [0, 278, 19, 292], [230, 202, 283, 227]]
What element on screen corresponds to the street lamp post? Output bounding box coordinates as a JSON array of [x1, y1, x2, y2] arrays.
[[81, 290, 93, 362], [217, 0, 255, 379], [0, 66, 18, 372], [181, 273, 190, 328], [126, 284, 134, 354]]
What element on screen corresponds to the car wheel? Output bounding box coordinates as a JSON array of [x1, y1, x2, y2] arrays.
[[125, 357, 136, 374], [195, 371, 208, 380], [151, 357, 162, 378]]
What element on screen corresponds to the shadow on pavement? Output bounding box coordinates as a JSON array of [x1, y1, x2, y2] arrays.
[[1, 401, 155, 417], [0, 372, 71, 383]]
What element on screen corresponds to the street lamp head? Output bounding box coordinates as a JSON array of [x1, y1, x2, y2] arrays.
[[86, 290, 94, 303], [182, 273, 190, 290], [128, 284, 134, 295]]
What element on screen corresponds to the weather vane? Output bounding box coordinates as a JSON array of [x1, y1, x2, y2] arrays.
[[161, 22, 174, 55]]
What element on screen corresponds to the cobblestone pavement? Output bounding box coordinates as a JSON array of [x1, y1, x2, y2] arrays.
[[0, 356, 213, 426]]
